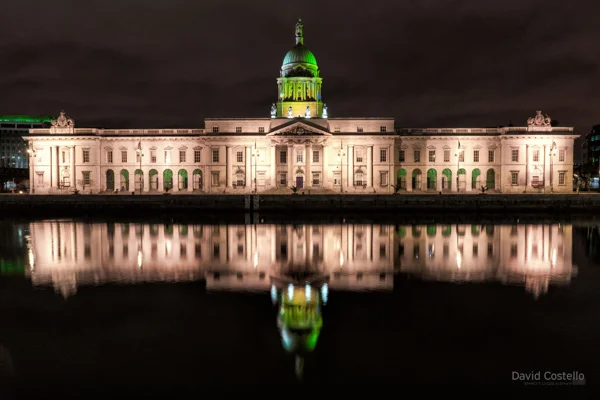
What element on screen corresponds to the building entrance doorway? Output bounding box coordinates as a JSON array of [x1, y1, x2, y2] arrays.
[[296, 176, 304, 189]]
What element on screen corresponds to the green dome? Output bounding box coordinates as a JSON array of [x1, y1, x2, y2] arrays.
[[282, 44, 317, 66]]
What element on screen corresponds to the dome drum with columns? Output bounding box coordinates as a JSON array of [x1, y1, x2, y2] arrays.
[[275, 18, 324, 119]]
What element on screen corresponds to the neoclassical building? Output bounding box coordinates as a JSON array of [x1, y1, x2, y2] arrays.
[[24, 19, 578, 195]]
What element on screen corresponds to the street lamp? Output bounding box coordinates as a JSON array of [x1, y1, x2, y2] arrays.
[[27, 147, 36, 194], [136, 141, 143, 195], [550, 141, 557, 193], [337, 141, 345, 193], [252, 141, 259, 193]]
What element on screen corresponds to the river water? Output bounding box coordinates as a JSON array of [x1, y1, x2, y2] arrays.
[[0, 218, 598, 392]]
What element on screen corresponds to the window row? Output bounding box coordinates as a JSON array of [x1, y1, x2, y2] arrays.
[[211, 126, 266, 133]]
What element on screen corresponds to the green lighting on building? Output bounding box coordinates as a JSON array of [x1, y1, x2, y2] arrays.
[[0, 115, 52, 123]]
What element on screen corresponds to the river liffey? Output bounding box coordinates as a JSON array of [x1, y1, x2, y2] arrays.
[[0, 218, 598, 394]]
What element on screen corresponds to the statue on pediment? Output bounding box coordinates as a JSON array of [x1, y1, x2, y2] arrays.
[[527, 110, 551, 127], [288, 106, 293, 118], [305, 106, 311, 118], [271, 103, 277, 118], [322, 103, 328, 118], [50, 110, 75, 133]]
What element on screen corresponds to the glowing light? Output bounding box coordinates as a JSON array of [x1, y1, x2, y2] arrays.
[[551, 248, 557, 267], [320, 283, 328, 305], [287, 284, 294, 301], [429, 244, 435, 258], [271, 285, 278, 304], [456, 249, 462, 269], [339, 251, 344, 268], [305, 284, 312, 301], [165, 240, 171, 256], [28, 248, 35, 271], [253, 251, 259, 268], [137, 250, 143, 269]]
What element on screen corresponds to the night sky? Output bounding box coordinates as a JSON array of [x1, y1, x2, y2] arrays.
[[0, 0, 598, 138]]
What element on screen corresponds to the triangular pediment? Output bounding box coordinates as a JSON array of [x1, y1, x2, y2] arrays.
[[268, 120, 331, 137]]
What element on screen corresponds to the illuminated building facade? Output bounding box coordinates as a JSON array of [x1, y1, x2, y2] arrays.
[[23, 20, 577, 195]]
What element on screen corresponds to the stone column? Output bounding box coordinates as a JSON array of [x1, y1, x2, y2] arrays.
[[305, 143, 312, 188], [50, 146, 56, 188], [322, 144, 328, 187], [348, 146, 354, 189], [271, 144, 277, 187], [55, 146, 60, 189], [366, 146, 373, 188], [187, 168, 193, 192], [245, 146, 251, 191], [287, 144, 294, 187], [29, 148, 34, 193], [70, 146, 76, 191], [226, 146, 232, 188]]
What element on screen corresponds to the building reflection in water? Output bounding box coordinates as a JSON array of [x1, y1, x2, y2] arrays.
[[24, 221, 576, 300], [14, 220, 577, 379]]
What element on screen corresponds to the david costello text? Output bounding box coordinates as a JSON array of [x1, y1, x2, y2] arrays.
[[512, 371, 585, 385]]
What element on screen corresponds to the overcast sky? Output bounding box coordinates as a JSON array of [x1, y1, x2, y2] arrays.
[[0, 0, 598, 139]]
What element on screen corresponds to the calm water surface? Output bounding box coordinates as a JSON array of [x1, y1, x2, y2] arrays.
[[0, 219, 599, 392]]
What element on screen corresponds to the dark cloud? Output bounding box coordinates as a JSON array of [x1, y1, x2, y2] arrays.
[[0, 0, 598, 154]]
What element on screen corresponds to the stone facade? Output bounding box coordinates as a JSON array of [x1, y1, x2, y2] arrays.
[[23, 21, 578, 195]]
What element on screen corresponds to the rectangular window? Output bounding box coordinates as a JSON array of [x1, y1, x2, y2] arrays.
[[511, 149, 519, 162], [559, 149, 565, 162], [357, 126, 363, 132], [212, 149, 219, 163], [533, 150, 539, 162], [399, 150, 405, 162], [356, 149, 363, 163], [473, 150, 479, 162], [236, 173, 245, 186], [151, 150, 157, 163], [107, 150, 113, 163], [444, 150, 450, 162], [212, 126, 219, 133], [380, 126, 387, 132], [414, 150, 420, 162], [296, 150, 303, 163], [62, 151, 66, 163], [194, 150, 201, 163], [83, 171, 90, 186], [82, 149, 90, 163], [459, 151, 464, 162], [355, 172, 364, 186], [258, 127, 265, 133], [211, 172, 219, 186], [280, 173, 287, 186], [380, 149, 387, 163], [121, 151, 127, 163], [488, 150, 494, 162], [312, 150, 319, 163], [559, 172, 566, 185], [36, 172, 44, 185], [333, 172, 341, 185], [280, 150, 287, 164], [380, 171, 388, 186], [511, 172, 518, 185], [179, 150, 186, 163], [428, 150, 435, 162], [164, 150, 171, 163], [334, 127, 340, 132], [236, 151, 243, 163], [312, 172, 320, 185], [235, 127, 242, 133]]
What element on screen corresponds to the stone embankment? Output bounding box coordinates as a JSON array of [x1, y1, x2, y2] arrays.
[[1, 193, 599, 219]]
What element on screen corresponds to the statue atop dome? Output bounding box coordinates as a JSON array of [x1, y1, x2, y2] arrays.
[[295, 18, 304, 45]]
